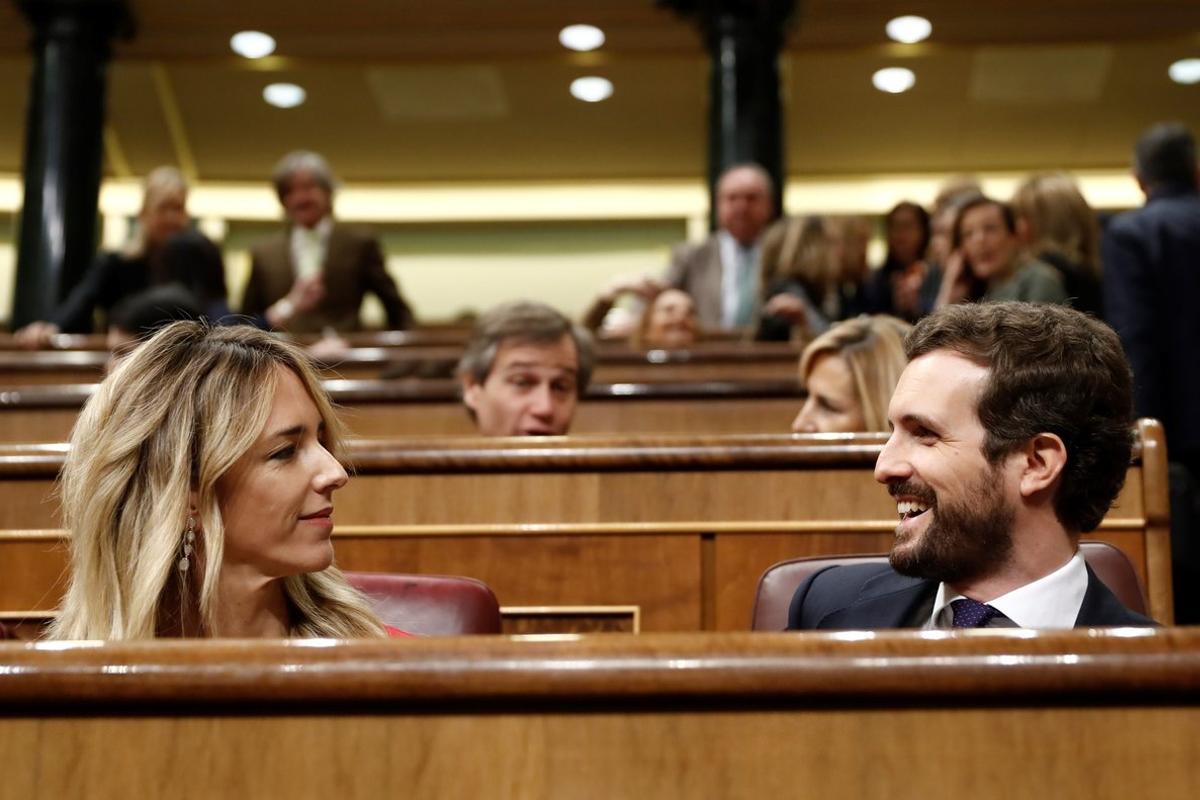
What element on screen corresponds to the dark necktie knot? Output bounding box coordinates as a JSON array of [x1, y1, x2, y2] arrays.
[[950, 597, 1004, 628]]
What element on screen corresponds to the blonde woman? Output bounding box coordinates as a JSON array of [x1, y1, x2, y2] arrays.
[[1011, 172, 1103, 315], [14, 167, 229, 348], [791, 315, 911, 433], [49, 322, 405, 639], [756, 215, 841, 342]]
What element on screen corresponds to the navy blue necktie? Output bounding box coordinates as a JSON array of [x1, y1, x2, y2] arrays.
[[950, 597, 1004, 628]]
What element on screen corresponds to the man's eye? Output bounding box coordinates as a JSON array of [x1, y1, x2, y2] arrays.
[[508, 376, 535, 388]]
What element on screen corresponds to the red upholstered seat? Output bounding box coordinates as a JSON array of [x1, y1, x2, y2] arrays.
[[750, 540, 1148, 631], [345, 572, 502, 636]]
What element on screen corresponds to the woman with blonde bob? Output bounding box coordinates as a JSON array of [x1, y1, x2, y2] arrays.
[[50, 322, 395, 640], [791, 315, 911, 433], [1011, 172, 1103, 315]]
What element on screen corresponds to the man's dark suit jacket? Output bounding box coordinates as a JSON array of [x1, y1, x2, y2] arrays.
[[242, 221, 414, 333], [1102, 183, 1200, 464], [787, 563, 1155, 629]]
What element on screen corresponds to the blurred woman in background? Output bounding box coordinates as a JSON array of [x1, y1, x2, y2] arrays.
[[1011, 172, 1103, 315], [14, 167, 226, 348]]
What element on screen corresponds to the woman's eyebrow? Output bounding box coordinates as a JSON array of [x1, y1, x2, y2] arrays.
[[267, 423, 305, 440]]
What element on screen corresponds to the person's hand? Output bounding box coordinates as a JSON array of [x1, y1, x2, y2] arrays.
[[13, 321, 60, 350], [599, 274, 664, 304], [307, 330, 350, 363], [287, 274, 325, 315], [934, 250, 970, 308], [763, 294, 808, 325], [266, 275, 326, 329], [892, 261, 928, 317]]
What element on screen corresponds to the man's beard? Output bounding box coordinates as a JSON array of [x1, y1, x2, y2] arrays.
[[887, 466, 1015, 585]]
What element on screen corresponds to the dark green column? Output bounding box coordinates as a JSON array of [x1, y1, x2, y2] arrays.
[[659, 0, 796, 228], [12, 0, 133, 328]]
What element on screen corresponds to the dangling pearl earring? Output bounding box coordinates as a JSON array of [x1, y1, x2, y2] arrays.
[[178, 515, 196, 574]]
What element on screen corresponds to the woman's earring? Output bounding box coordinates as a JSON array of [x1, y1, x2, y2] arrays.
[[178, 516, 196, 574]]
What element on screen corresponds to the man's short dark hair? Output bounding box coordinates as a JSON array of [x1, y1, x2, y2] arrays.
[[1134, 122, 1197, 189], [950, 194, 1016, 249], [111, 284, 204, 337], [905, 302, 1134, 533], [457, 300, 594, 393]]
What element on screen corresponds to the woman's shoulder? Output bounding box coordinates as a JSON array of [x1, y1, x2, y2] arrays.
[[385, 625, 415, 638]]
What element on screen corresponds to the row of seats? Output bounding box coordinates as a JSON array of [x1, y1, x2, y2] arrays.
[[333, 541, 1147, 636]]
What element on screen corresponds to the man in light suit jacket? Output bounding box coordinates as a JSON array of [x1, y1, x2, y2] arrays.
[[789, 302, 1155, 630], [242, 151, 414, 333], [665, 163, 774, 330]]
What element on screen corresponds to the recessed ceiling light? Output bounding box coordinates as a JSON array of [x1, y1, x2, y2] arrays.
[[559, 24, 606, 52], [885, 16, 932, 44], [570, 76, 613, 103], [230, 30, 276, 59], [1168, 58, 1200, 85], [872, 67, 916, 94], [263, 83, 306, 108]]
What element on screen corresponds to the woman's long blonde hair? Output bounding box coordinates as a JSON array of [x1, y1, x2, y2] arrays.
[[759, 215, 840, 301], [1011, 172, 1101, 276], [123, 166, 189, 259], [799, 315, 912, 432], [49, 322, 386, 640]]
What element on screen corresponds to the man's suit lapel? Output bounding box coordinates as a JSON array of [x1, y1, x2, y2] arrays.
[[698, 237, 724, 326], [322, 222, 348, 276], [1074, 565, 1155, 626], [822, 570, 937, 629]]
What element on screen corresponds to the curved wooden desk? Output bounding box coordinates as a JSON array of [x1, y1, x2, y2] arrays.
[[0, 630, 1197, 798], [0, 423, 1174, 629]]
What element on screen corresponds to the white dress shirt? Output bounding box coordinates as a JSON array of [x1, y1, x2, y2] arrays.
[[718, 230, 761, 328], [289, 216, 334, 279], [925, 552, 1089, 629]]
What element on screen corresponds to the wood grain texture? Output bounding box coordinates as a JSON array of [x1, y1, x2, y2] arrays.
[[0, 629, 1196, 704], [2, 707, 1198, 799], [0, 379, 804, 441], [0, 429, 1171, 625]]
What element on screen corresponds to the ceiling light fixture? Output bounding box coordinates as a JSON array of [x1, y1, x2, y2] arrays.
[[1168, 58, 1200, 85], [885, 16, 932, 44], [570, 76, 613, 102], [263, 83, 306, 108], [872, 67, 916, 94], [230, 31, 276, 59], [559, 24, 606, 52]]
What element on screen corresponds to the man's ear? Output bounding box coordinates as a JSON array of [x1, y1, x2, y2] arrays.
[[1018, 433, 1068, 498], [461, 375, 481, 414]]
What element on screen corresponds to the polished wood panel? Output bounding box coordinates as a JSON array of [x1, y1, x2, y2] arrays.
[[0, 343, 801, 385], [0, 632, 1197, 799], [0, 379, 803, 441], [0, 424, 1171, 627]]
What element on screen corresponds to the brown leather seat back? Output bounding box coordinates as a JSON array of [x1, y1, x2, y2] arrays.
[[750, 540, 1148, 631], [345, 572, 502, 635]]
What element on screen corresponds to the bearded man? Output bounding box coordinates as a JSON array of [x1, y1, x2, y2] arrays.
[[788, 302, 1155, 629]]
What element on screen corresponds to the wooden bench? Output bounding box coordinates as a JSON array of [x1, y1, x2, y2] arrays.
[[0, 378, 804, 441], [0, 631, 1197, 798], [0, 423, 1173, 629], [0, 342, 801, 385]]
